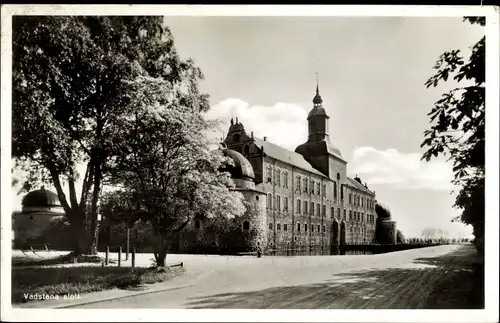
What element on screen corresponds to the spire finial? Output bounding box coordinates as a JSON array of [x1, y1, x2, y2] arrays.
[[316, 72, 319, 95], [313, 72, 323, 105], [230, 118, 234, 125]]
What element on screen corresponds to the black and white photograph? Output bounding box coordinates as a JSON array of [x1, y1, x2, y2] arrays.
[[1, 5, 498, 323]]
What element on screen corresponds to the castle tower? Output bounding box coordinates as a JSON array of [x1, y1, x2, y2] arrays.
[[308, 79, 330, 143], [295, 77, 346, 180]]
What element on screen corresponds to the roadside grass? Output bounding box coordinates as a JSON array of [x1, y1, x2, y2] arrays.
[[12, 253, 104, 267], [12, 265, 185, 304]]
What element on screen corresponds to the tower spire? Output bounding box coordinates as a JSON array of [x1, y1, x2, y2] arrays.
[[316, 72, 319, 95], [313, 72, 323, 105]]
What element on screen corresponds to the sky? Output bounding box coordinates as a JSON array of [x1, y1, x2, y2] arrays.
[[163, 16, 484, 238], [9, 16, 485, 239]]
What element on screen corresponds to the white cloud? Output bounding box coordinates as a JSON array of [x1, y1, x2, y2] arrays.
[[205, 98, 308, 151], [350, 146, 454, 191]]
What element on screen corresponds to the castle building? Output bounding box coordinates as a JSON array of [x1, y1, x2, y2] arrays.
[[212, 84, 383, 252], [12, 84, 397, 254]]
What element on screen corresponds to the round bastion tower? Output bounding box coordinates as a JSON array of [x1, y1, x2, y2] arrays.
[[221, 148, 268, 252], [375, 202, 397, 245]]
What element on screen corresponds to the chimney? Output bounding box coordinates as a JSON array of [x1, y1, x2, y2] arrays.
[[263, 136, 267, 141], [251, 131, 254, 139]]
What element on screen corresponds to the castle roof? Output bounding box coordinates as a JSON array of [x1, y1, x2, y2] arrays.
[[346, 177, 374, 194], [253, 137, 330, 179]]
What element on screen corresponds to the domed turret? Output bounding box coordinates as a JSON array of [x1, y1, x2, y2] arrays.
[[22, 186, 61, 209], [222, 149, 255, 181], [375, 202, 392, 219], [20, 186, 65, 216]]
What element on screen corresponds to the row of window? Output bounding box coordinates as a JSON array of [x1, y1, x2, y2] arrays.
[[348, 193, 375, 210], [265, 167, 334, 198], [265, 166, 376, 211], [266, 194, 375, 224], [268, 222, 376, 236], [349, 226, 375, 235], [348, 211, 376, 224], [269, 222, 327, 233]]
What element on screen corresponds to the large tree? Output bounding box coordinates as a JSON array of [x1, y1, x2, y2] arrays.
[[12, 16, 193, 255], [421, 17, 485, 255], [103, 76, 246, 267]]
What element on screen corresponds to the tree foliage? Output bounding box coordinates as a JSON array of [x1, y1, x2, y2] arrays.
[[396, 229, 405, 244], [102, 75, 246, 267], [12, 16, 192, 254], [420, 17, 485, 255]]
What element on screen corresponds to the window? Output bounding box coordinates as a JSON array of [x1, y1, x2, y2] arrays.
[[323, 225, 326, 233], [267, 167, 272, 183], [296, 176, 301, 192], [311, 181, 315, 194], [322, 184, 326, 196], [243, 221, 250, 230], [276, 169, 281, 186], [310, 202, 314, 215], [267, 194, 272, 208], [256, 196, 259, 201], [277, 223, 281, 231], [337, 208, 341, 219], [331, 207, 335, 219], [317, 224, 320, 232], [341, 184, 344, 200], [304, 201, 308, 214], [349, 194, 352, 204], [322, 205, 326, 217], [284, 197, 289, 211], [334, 181, 338, 199], [269, 222, 273, 230], [297, 199, 301, 213], [317, 203, 320, 216], [337, 172, 340, 180], [195, 220, 201, 229], [284, 224, 288, 231], [303, 178, 308, 193], [297, 223, 301, 232], [276, 195, 281, 211], [311, 225, 314, 233], [361, 213, 364, 222], [349, 210, 352, 220], [284, 172, 288, 188], [317, 183, 321, 195], [344, 209, 347, 219], [362, 197, 364, 207], [357, 212, 360, 222], [305, 224, 308, 232]]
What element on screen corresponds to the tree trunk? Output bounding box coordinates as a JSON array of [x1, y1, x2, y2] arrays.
[[69, 210, 90, 256], [153, 235, 170, 267], [88, 158, 102, 255]]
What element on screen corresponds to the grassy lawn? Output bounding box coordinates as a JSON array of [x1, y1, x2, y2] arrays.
[[12, 265, 185, 304], [12, 253, 104, 267]]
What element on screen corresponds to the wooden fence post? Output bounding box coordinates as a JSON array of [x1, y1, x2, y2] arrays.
[[118, 247, 122, 267], [105, 246, 109, 266], [132, 247, 136, 268], [126, 228, 130, 261]]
